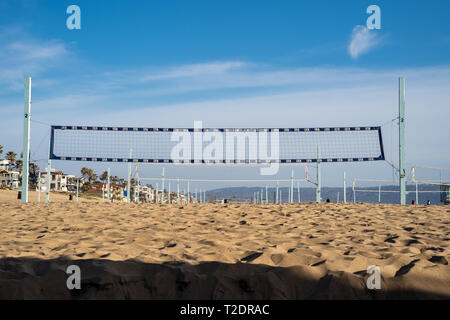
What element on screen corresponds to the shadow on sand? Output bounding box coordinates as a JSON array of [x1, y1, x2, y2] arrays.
[[0, 257, 448, 299]]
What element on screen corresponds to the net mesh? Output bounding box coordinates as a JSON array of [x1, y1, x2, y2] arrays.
[[411, 165, 450, 185], [50, 126, 384, 163]]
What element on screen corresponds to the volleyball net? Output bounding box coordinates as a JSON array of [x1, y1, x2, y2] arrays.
[[49, 125, 385, 164], [411, 164, 450, 186], [352, 165, 450, 204]]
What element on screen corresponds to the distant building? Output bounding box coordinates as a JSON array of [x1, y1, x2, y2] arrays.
[[135, 185, 196, 204], [88, 182, 122, 197], [39, 169, 76, 192], [138, 185, 155, 203], [0, 159, 20, 189]]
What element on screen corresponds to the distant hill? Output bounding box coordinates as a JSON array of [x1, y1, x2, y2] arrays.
[[205, 184, 445, 205]]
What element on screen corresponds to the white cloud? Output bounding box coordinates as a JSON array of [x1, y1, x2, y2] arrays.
[[140, 61, 248, 82], [5, 41, 67, 60], [348, 25, 381, 59], [0, 29, 70, 92]]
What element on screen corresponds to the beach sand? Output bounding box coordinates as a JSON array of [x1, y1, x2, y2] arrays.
[[0, 189, 449, 299]]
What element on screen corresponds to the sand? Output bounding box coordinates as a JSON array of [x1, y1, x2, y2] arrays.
[[0, 189, 449, 299]]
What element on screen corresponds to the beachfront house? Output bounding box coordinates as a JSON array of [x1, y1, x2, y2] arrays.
[[38, 169, 77, 192], [0, 159, 20, 189]]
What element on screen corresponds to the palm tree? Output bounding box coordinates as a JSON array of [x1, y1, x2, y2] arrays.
[[100, 171, 108, 183], [29, 163, 40, 188], [5, 151, 17, 169], [15, 159, 23, 174], [81, 167, 97, 183], [109, 175, 119, 185], [81, 167, 90, 180], [0, 145, 3, 158]]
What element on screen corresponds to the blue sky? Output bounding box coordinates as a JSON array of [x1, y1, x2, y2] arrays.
[[1, 0, 450, 188]]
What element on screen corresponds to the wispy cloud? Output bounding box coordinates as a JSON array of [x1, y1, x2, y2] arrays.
[[0, 28, 70, 92], [140, 61, 248, 82], [348, 25, 381, 59]]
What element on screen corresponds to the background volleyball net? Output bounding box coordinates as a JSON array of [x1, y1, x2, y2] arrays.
[[351, 164, 450, 204], [411, 164, 450, 186], [49, 125, 385, 164], [138, 164, 308, 204]]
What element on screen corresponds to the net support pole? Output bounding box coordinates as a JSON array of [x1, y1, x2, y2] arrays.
[[265, 185, 268, 204], [136, 164, 140, 203], [352, 179, 356, 203], [168, 183, 171, 204], [177, 179, 180, 204], [316, 146, 321, 203], [280, 190, 282, 203], [415, 183, 418, 203], [343, 172, 347, 203], [187, 181, 190, 204], [136, 182, 139, 203], [76, 179, 79, 201], [337, 192, 340, 203], [276, 182, 279, 204], [378, 184, 381, 203], [46, 160, 51, 203], [290, 169, 294, 203], [297, 182, 300, 203], [107, 168, 110, 202], [127, 149, 132, 203], [161, 167, 165, 204], [102, 184, 104, 202], [288, 183, 291, 203], [22, 77, 31, 203], [46, 132, 51, 203], [399, 77, 406, 205], [38, 172, 41, 203]]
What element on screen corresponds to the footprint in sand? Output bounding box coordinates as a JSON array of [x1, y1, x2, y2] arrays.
[[395, 259, 420, 277], [428, 256, 448, 265], [240, 252, 263, 263]]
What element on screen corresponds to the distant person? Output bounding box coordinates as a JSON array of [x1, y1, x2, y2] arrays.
[[411, 200, 416, 205], [326, 197, 330, 203], [426, 200, 431, 205]]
